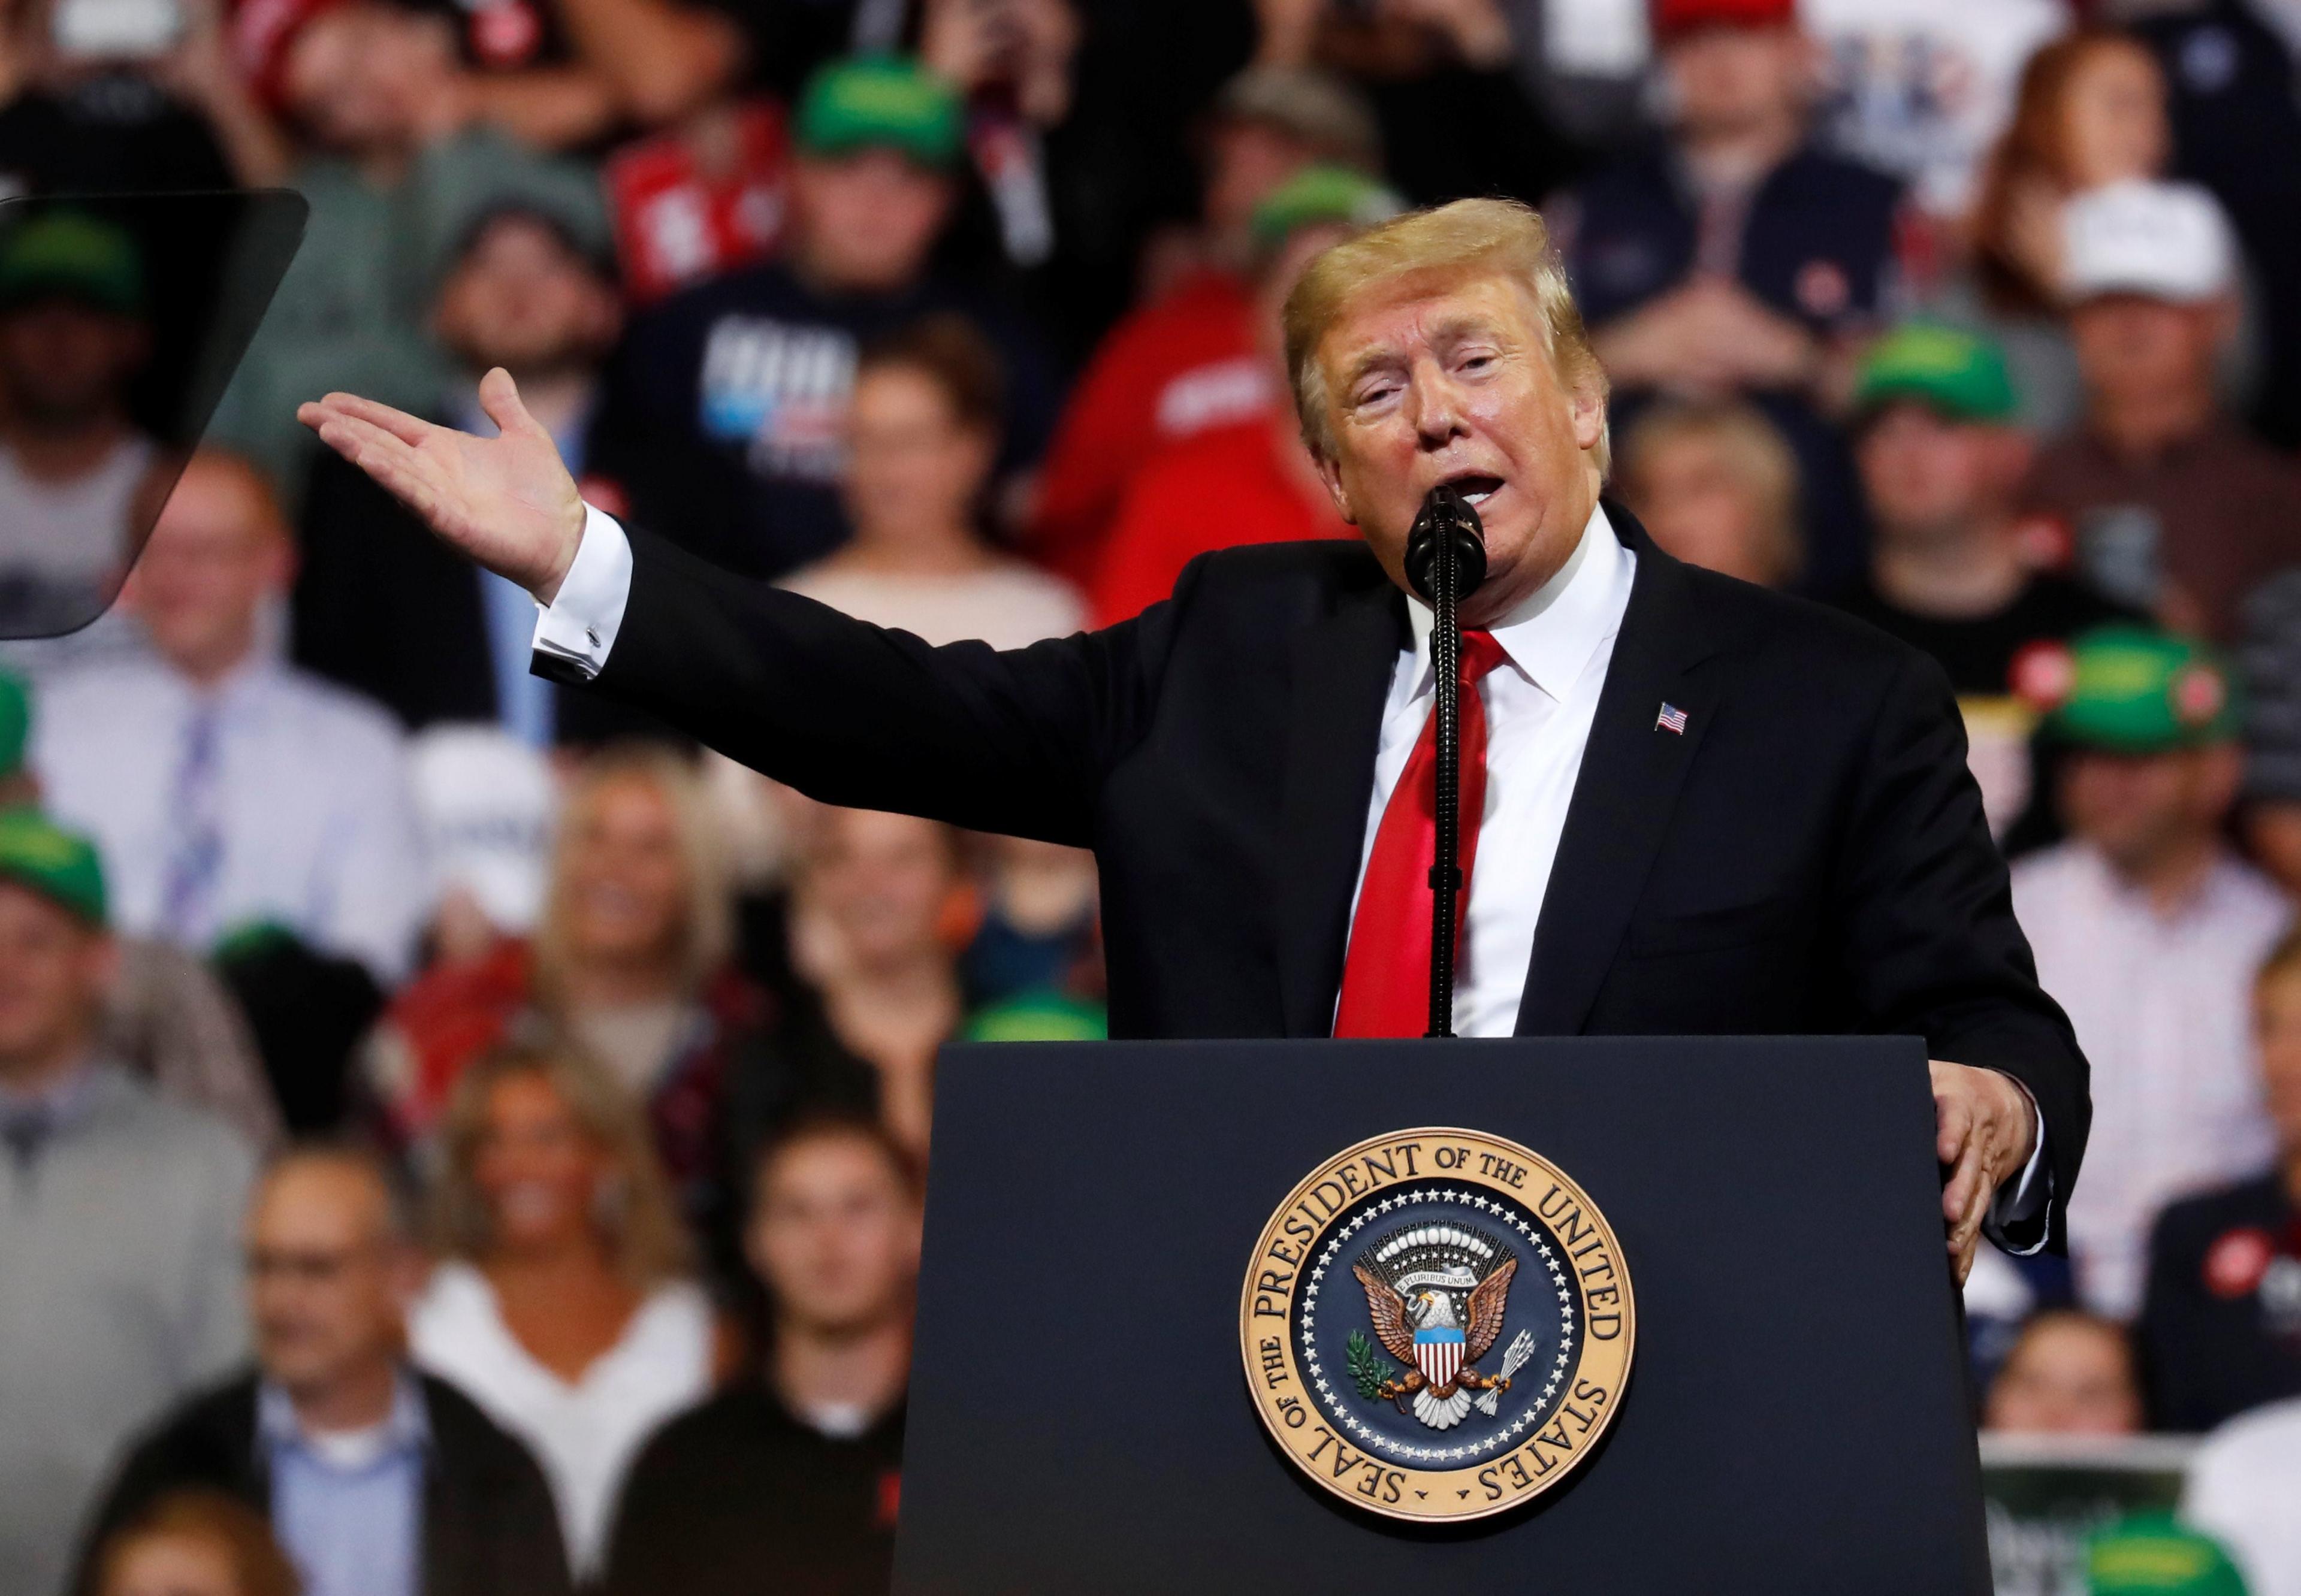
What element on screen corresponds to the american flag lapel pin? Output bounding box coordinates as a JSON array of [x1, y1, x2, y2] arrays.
[[1655, 702, 1689, 735]]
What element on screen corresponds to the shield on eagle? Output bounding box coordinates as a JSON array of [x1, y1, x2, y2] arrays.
[[1349, 1224, 1523, 1430], [1414, 1322, 1465, 1388]]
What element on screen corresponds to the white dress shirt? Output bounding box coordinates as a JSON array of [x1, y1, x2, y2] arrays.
[[2011, 842, 2285, 1316], [536, 503, 2046, 1235], [1348, 505, 1634, 1038], [33, 648, 429, 983]]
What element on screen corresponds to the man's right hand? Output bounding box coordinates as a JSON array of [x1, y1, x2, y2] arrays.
[[297, 368, 588, 603]]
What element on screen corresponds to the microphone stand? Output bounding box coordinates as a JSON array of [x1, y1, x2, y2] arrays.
[[1405, 486, 1487, 1039]]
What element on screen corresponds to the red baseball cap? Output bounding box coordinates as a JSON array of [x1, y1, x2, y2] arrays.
[[1651, 0, 1798, 42]]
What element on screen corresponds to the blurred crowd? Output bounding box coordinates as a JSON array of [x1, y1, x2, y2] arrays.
[[1, 0, 2300, 1591]]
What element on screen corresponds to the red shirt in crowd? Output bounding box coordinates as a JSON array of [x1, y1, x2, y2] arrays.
[[1029, 270, 1276, 582], [1090, 417, 1352, 625]]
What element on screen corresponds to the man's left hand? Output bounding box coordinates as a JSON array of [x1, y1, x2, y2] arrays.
[[1931, 1060, 2039, 1284]]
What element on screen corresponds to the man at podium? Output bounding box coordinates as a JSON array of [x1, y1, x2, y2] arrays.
[[301, 198, 2086, 1280]]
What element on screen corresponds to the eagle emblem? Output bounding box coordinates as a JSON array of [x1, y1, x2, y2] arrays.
[[1351, 1225, 1526, 1429], [1243, 1129, 1636, 1522]]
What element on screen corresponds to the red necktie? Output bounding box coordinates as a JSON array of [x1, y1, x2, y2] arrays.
[[1334, 630, 1509, 1037]]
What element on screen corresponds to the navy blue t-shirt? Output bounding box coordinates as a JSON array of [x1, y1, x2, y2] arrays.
[[600, 260, 1063, 578], [1557, 143, 1905, 596]]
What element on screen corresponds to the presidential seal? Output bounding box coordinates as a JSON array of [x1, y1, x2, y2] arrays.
[[1239, 1128, 1635, 1522]]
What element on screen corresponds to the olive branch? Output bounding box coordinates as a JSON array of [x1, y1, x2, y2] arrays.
[[1345, 1330, 1397, 1400]]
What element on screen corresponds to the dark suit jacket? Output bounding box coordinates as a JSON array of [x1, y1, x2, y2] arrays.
[[75, 1371, 571, 1596], [549, 506, 2089, 1242]]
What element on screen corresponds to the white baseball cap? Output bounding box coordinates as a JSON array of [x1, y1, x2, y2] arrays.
[[410, 724, 558, 933], [2061, 179, 2238, 305]]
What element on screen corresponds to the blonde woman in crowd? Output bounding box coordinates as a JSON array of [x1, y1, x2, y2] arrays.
[[410, 1044, 718, 1577], [89, 1491, 300, 1596], [366, 743, 778, 1249]]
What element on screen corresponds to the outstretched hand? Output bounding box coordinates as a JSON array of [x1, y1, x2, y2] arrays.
[[298, 368, 587, 601]]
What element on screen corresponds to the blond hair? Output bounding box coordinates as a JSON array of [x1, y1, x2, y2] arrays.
[[1281, 197, 1611, 475], [428, 1042, 693, 1290], [1616, 398, 1805, 586], [532, 743, 732, 1008]]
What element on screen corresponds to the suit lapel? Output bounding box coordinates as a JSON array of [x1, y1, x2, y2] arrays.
[[1276, 571, 1405, 1037], [1516, 513, 1725, 1036]]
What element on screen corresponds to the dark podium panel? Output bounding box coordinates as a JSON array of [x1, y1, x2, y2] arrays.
[[892, 1038, 1989, 1595]]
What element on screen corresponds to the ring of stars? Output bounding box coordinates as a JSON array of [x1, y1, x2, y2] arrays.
[[1296, 1187, 1578, 1467]]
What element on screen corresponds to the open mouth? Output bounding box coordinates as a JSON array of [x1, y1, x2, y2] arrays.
[[1443, 473, 1504, 509]]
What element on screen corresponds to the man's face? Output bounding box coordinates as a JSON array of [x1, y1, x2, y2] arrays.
[[433, 216, 621, 379], [1662, 25, 1810, 141], [0, 881, 108, 1084], [2254, 968, 2301, 1161], [1983, 1315, 2141, 1435], [842, 364, 995, 549], [282, 4, 456, 155], [0, 298, 146, 431], [1856, 403, 2026, 548], [1312, 273, 1605, 621], [246, 1159, 417, 1399], [789, 150, 955, 295], [2059, 743, 2233, 875], [129, 459, 290, 679], [1204, 120, 1316, 239], [746, 1132, 921, 1337], [2069, 295, 2224, 422]]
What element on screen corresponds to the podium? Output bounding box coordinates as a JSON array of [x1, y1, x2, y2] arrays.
[[891, 1036, 1991, 1595]]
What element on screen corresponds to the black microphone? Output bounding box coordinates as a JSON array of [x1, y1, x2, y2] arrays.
[[1404, 482, 1488, 1039], [1405, 483, 1488, 603]]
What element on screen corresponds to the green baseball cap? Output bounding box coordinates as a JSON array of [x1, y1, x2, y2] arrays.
[[1853, 322, 2018, 424], [0, 669, 29, 780], [0, 211, 144, 316], [2049, 624, 2240, 753], [1250, 164, 1404, 252], [0, 809, 106, 926], [795, 56, 964, 168], [2088, 1516, 2249, 1596]]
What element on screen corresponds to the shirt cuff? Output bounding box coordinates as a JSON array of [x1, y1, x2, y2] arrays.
[[1983, 1072, 2051, 1257], [530, 502, 632, 681]]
